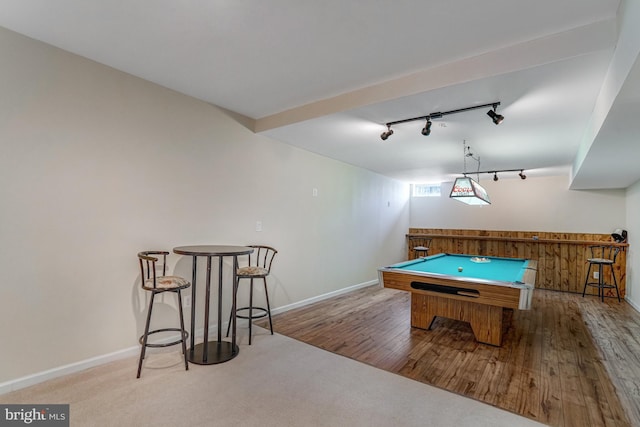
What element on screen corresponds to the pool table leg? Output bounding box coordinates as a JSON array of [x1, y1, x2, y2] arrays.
[[411, 293, 504, 346]]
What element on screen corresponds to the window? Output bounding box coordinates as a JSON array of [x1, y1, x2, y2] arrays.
[[412, 183, 441, 197]]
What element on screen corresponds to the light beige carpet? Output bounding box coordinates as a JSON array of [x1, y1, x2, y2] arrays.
[[1, 329, 546, 426]]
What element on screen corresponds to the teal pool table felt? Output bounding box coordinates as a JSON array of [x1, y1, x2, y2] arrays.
[[389, 253, 530, 284]]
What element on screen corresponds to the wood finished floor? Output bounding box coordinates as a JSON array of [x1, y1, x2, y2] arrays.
[[259, 286, 640, 427]]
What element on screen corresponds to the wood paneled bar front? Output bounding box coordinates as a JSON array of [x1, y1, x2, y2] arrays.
[[407, 229, 628, 298]]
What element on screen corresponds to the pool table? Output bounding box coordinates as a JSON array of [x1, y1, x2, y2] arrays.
[[378, 253, 537, 346]]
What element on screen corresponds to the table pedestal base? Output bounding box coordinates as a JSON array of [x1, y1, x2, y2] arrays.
[[411, 293, 504, 346], [188, 341, 239, 365]]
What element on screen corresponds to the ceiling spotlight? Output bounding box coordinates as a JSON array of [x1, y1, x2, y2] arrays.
[[487, 104, 504, 125], [380, 125, 394, 141], [493, 172, 499, 181], [519, 170, 526, 180], [421, 118, 432, 136]]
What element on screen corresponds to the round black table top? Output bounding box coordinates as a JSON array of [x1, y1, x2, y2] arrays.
[[173, 245, 253, 256]]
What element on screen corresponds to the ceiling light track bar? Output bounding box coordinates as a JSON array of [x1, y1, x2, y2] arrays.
[[460, 168, 527, 181], [380, 102, 503, 140], [461, 168, 523, 175], [385, 102, 500, 127]]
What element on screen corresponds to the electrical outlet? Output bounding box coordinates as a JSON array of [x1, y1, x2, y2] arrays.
[[256, 221, 262, 232], [184, 295, 191, 308], [593, 271, 599, 280]]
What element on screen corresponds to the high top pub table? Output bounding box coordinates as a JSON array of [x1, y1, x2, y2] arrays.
[[173, 245, 254, 364]]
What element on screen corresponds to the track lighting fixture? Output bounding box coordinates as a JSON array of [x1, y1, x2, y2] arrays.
[[487, 103, 504, 125], [460, 168, 528, 180], [421, 118, 432, 136], [380, 125, 394, 141], [380, 101, 503, 140]]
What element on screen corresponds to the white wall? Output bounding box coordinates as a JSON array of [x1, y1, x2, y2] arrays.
[[411, 175, 626, 232], [0, 27, 410, 385], [625, 179, 640, 309], [411, 174, 634, 308], [1, 20, 635, 390]]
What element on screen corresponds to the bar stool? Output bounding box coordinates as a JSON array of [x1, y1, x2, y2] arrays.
[[582, 245, 621, 302], [137, 251, 190, 378], [412, 238, 432, 258], [226, 245, 277, 344]]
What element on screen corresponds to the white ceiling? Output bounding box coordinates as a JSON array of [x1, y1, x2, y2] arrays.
[[1, 0, 637, 189]]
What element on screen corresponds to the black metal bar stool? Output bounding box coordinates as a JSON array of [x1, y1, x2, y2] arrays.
[[414, 245, 430, 258], [137, 251, 190, 378], [411, 237, 432, 258], [226, 245, 277, 344], [582, 245, 621, 303]]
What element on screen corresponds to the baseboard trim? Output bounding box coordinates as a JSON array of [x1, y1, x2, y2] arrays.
[[626, 296, 640, 313], [270, 279, 379, 315], [0, 279, 379, 396], [0, 346, 139, 396]]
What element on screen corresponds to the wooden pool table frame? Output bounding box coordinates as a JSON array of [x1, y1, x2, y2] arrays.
[[379, 258, 537, 346]]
